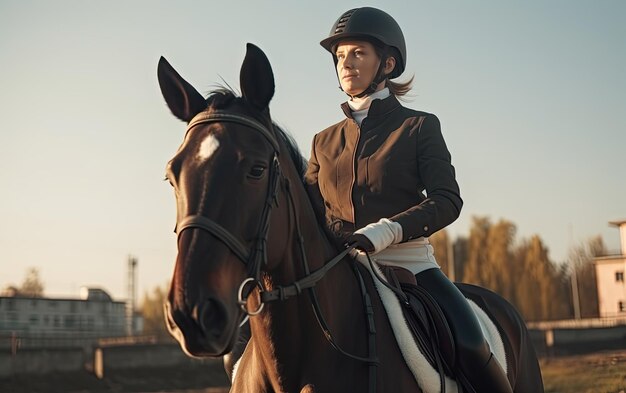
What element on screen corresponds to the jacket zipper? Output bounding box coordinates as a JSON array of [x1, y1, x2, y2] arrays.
[[349, 121, 360, 224]]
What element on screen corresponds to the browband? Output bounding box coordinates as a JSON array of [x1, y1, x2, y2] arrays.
[[187, 110, 280, 153]]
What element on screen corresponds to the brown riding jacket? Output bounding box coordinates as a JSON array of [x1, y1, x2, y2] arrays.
[[304, 95, 462, 242]]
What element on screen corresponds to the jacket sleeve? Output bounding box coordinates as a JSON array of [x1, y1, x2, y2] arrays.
[[390, 114, 463, 241], [304, 134, 329, 229]]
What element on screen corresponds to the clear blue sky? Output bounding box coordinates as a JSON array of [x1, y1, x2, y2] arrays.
[[1, 1, 625, 300]]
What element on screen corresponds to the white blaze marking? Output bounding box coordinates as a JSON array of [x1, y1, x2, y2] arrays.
[[197, 134, 220, 162]]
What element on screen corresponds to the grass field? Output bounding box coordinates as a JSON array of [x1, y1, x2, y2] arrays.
[[540, 350, 626, 393]]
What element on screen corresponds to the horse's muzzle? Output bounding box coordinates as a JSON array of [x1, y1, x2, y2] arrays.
[[164, 297, 236, 357], [193, 297, 228, 338]]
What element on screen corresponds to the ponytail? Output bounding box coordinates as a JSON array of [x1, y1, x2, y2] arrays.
[[373, 45, 414, 98], [387, 76, 414, 97]]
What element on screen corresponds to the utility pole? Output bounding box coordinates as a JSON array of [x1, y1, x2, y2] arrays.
[[126, 255, 138, 335], [569, 224, 581, 320], [571, 262, 581, 320]]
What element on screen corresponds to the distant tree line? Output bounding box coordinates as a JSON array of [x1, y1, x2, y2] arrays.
[[431, 216, 602, 321]]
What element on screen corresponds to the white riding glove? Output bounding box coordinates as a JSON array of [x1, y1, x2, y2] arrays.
[[353, 218, 403, 254]]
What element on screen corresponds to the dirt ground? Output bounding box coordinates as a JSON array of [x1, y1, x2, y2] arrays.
[[0, 364, 230, 393], [540, 350, 626, 393]]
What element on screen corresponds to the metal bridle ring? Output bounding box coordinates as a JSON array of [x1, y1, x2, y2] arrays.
[[237, 277, 265, 316]]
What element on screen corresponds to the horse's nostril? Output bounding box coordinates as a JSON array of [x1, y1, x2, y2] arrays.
[[196, 298, 227, 338], [171, 308, 189, 330]]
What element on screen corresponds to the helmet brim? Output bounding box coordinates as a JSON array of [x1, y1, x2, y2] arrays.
[[320, 33, 386, 54]]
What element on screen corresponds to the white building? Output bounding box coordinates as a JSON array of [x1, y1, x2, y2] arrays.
[[595, 220, 626, 317], [0, 287, 126, 337]]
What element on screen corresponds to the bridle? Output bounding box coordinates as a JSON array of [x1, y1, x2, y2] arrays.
[[174, 109, 379, 393], [175, 110, 282, 316]]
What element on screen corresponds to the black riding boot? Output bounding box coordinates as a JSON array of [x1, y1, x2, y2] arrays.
[[471, 352, 514, 393], [223, 320, 251, 380], [415, 268, 513, 393]]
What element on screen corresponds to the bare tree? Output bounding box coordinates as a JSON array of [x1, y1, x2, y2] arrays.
[[20, 267, 44, 297], [567, 236, 604, 318], [140, 283, 173, 340]]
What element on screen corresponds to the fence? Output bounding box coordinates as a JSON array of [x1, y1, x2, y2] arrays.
[[0, 333, 165, 377], [530, 327, 626, 356], [93, 343, 221, 379], [3, 319, 626, 379], [0, 347, 84, 377]]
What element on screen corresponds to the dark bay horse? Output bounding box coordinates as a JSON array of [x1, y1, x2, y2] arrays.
[[158, 43, 543, 393]]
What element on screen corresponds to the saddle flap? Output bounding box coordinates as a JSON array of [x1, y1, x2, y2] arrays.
[[381, 265, 457, 374]]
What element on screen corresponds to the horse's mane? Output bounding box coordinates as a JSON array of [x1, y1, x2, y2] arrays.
[[206, 88, 342, 256], [205, 88, 307, 179]]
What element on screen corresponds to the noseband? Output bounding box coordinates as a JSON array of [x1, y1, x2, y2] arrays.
[[175, 110, 281, 315]]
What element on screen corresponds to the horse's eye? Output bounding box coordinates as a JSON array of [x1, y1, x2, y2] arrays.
[[248, 164, 266, 179]]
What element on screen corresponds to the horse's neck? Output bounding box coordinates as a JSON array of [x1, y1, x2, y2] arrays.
[[250, 170, 364, 390], [250, 251, 360, 392]]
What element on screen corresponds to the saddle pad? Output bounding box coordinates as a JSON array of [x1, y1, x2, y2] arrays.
[[357, 255, 507, 393]]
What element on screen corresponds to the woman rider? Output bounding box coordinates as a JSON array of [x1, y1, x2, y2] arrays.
[[304, 7, 512, 393]]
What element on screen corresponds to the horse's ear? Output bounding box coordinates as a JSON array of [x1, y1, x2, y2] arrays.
[[240, 43, 275, 111], [157, 57, 207, 122]]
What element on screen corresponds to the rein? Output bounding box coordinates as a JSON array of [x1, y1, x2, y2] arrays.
[[176, 109, 379, 393]]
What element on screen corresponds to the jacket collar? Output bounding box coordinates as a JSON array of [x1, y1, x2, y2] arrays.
[[341, 94, 401, 120]]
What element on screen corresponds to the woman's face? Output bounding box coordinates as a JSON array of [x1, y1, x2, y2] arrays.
[[335, 40, 381, 96]]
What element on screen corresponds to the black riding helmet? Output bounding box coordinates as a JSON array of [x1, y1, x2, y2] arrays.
[[321, 7, 406, 81]]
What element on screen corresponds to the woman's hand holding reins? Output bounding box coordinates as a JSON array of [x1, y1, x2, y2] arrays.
[[346, 218, 403, 254], [345, 233, 376, 253]]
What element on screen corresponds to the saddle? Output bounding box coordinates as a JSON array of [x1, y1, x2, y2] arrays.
[[380, 266, 457, 379]]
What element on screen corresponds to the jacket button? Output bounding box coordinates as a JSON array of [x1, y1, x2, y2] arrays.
[[423, 225, 429, 232]]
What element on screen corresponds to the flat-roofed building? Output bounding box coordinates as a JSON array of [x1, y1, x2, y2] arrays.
[[0, 287, 126, 337], [595, 220, 626, 317]]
